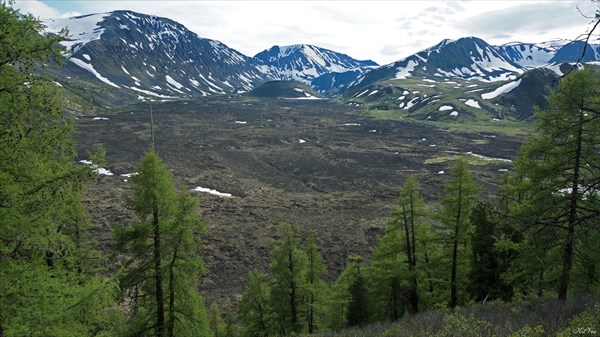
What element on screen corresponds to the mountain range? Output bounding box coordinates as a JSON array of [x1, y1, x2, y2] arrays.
[[42, 10, 600, 118]]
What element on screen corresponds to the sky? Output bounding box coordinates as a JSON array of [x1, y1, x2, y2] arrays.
[[12, 0, 600, 65]]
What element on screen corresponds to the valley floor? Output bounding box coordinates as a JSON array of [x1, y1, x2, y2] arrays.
[[76, 97, 525, 303]]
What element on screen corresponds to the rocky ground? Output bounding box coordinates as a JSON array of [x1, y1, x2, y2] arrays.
[[75, 96, 524, 308]]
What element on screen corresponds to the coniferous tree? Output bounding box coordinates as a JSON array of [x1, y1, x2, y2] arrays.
[[209, 302, 226, 337], [346, 256, 370, 327], [437, 158, 479, 309], [269, 223, 308, 335], [505, 68, 600, 301], [0, 4, 122, 335], [115, 149, 207, 337], [468, 203, 512, 302], [304, 232, 327, 334], [239, 270, 273, 337]]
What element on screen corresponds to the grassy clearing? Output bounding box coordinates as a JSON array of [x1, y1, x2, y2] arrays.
[[364, 109, 530, 137], [305, 294, 600, 337]]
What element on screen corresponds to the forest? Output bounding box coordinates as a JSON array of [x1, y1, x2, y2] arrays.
[[1, 4, 599, 337]]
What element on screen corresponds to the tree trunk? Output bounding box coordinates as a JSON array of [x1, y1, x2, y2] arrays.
[[558, 113, 583, 302], [153, 207, 165, 337], [402, 204, 418, 314], [409, 194, 419, 314], [167, 245, 178, 337], [308, 249, 314, 334], [450, 172, 463, 309], [288, 250, 297, 327]]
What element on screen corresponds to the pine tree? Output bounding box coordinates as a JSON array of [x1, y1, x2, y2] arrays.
[[0, 4, 122, 335], [437, 158, 479, 309], [115, 149, 208, 336]]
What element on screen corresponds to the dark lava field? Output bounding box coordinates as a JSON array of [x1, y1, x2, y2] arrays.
[[75, 97, 524, 305]]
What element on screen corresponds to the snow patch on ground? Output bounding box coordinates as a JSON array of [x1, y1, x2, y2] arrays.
[[190, 186, 232, 198], [449, 111, 459, 117], [79, 160, 113, 176], [464, 99, 481, 109], [439, 105, 453, 111]]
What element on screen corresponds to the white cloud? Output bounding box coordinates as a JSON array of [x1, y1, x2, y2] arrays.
[[24, 0, 599, 64], [12, 0, 80, 18]]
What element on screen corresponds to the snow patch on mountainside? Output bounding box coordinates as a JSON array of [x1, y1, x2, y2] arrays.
[[43, 13, 110, 54], [481, 79, 522, 99], [70, 57, 120, 88]]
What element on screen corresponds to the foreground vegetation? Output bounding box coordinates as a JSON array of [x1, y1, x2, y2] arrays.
[[1, 4, 599, 337], [307, 293, 600, 337]]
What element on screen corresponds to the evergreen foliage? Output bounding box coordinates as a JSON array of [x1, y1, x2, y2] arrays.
[[437, 157, 479, 308], [0, 4, 122, 336], [114, 149, 208, 337], [269, 223, 308, 335], [239, 270, 273, 337], [506, 68, 600, 301]]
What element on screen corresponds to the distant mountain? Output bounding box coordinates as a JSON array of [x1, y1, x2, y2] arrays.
[[310, 70, 364, 95], [252, 44, 377, 84], [493, 42, 556, 69], [349, 37, 524, 91], [246, 80, 324, 99], [43, 10, 265, 100]]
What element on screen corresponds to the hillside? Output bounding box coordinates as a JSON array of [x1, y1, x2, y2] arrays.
[[246, 80, 324, 99]]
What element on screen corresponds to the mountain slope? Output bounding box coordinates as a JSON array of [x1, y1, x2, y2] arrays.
[[253, 44, 377, 84], [493, 42, 556, 69], [348, 37, 523, 92], [246, 80, 324, 99], [43, 10, 266, 100]]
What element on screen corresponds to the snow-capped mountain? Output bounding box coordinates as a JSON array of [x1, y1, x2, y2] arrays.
[[43, 10, 265, 99], [347, 36, 600, 94], [349, 37, 525, 90], [252, 44, 377, 84], [493, 42, 556, 69]]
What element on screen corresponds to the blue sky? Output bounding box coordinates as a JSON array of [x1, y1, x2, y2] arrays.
[[13, 0, 600, 64]]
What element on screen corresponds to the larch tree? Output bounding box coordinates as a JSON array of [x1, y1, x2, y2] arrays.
[[268, 223, 308, 335], [0, 4, 122, 336], [437, 158, 479, 309], [114, 148, 208, 337], [509, 68, 600, 302], [304, 232, 327, 334], [369, 175, 426, 320], [239, 270, 273, 337]]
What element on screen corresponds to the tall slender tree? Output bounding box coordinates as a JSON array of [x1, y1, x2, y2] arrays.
[[115, 149, 207, 336], [269, 223, 308, 335], [438, 158, 479, 309], [304, 232, 327, 334], [239, 270, 273, 337], [370, 176, 426, 320]]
